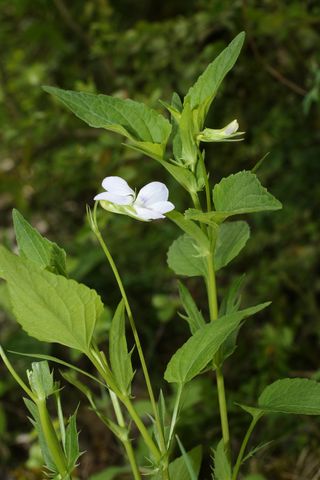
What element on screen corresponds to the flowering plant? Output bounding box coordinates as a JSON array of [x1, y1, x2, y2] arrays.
[[1, 32, 320, 480]]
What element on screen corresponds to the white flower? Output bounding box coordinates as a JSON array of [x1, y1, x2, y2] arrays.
[[197, 119, 244, 143], [94, 176, 175, 221]]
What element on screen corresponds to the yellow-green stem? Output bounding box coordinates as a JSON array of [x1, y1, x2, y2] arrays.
[[110, 391, 141, 480], [37, 399, 69, 477], [231, 415, 262, 480], [88, 349, 161, 462], [91, 212, 166, 459], [190, 190, 231, 457]]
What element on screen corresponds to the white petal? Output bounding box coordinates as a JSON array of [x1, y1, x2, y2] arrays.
[[102, 176, 135, 196], [134, 206, 165, 221], [151, 201, 175, 214], [224, 120, 239, 136], [135, 182, 168, 207], [94, 191, 134, 205]]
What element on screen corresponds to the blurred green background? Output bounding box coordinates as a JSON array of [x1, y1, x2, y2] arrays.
[[0, 1, 320, 479]]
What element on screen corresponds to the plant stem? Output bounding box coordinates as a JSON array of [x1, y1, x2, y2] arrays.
[[37, 399, 69, 477], [88, 349, 161, 462], [110, 391, 142, 480], [231, 415, 262, 480], [190, 185, 231, 457], [167, 383, 183, 449], [91, 210, 166, 457], [0, 346, 36, 402]]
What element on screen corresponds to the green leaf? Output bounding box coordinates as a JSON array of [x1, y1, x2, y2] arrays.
[[65, 410, 81, 470], [89, 466, 130, 480], [184, 32, 245, 128], [43, 86, 171, 157], [164, 303, 269, 383], [178, 281, 206, 334], [27, 361, 54, 400], [213, 440, 231, 480], [109, 300, 134, 395], [179, 102, 198, 168], [215, 221, 250, 271], [167, 234, 207, 277], [0, 246, 103, 354], [219, 275, 246, 316], [169, 445, 202, 480], [167, 211, 210, 255], [184, 208, 226, 226], [12, 209, 67, 276], [258, 378, 320, 415], [213, 171, 282, 220]]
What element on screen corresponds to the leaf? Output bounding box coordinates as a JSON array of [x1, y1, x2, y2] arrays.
[[169, 445, 202, 480], [184, 208, 227, 226], [178, 281, 206, 334], [166, 211, 210, 254], [258, 378, 320, 415], [219, 274, 246, 316], [89, 466, 130, 480], [43, 86, 171, 156], [167, 234, 207, 277], [12, 209, 67, 276], [213, 171, 282, 220], [28, 361, 54, 400], [215, 221, 250, 271], [0, 246, 103, 354], [179, 102, 198, 167], [213, 440, 231, 480], [164, 303, 269, 384], [109, 300, 134, 395], [184, 32, 245, 128], [65, 410, 81, 470]]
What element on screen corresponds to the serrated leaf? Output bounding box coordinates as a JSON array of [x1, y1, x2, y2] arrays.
[[213, 440, 231, 480], [167, 234, 207, 277], [169, 445, 202, 479], [0, 246, 103, 354], [213, 171, 282, 220], [109, 300, 134, 395], [258, 378, 320, 415], [164, 303, 269, 384], [43, 86, 171, 157], [13, 209, 67, 276], [178, 281, 205, 334], [184, 32, 245, 128], [215, 221, 250, 271], [65, 410, 81, 470]]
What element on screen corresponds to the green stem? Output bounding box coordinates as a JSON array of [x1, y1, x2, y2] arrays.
[[88, 349, 161, 462], [37, 399, 69, 478], [91, 209, 166, 457], [110, 391, 141, 480], [190, 185, 231, 458], [167, 383, 183, 449], [0, 346, 36, 402], [231, 415, 261, 480]]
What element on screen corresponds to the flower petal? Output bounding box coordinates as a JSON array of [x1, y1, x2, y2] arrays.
[[102, 176, 135, 196], [94, 191, 134, 205], [223, 120, 239, 136], [135, 182, 168, 207], [151, 201, 175, 214], [133, 206, 165, 221]]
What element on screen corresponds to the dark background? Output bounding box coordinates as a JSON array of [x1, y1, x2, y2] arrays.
[[0, 1, 320, 479]]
